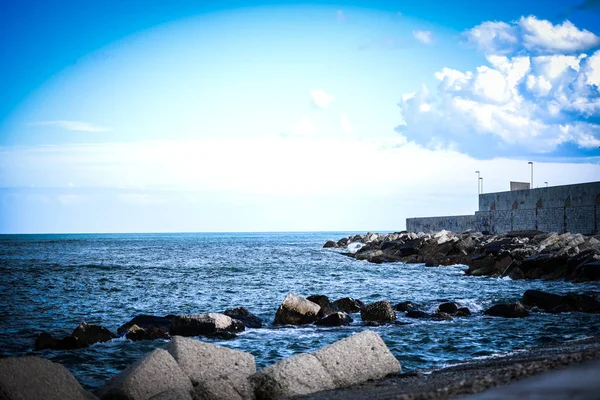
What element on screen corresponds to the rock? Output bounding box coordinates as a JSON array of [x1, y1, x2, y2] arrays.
[[167, 336, 255, 400], [393, 301, 418, 312], [573, 260, 600, 282], [332, 297, 365, 313], [34, 331, 57, 351], [508, 267, 525, 280], [405, 310, 430, 319], [148, 387, 193, 400], [431, 312, 453, 321], [274, 293, 321, 325], [250, 353, 336, 399], [455, 307, 472, 317], [223, 307, 263, 329], [323, 240, 337, 248], [71, 322, 116, 347], [96, 349, 193, 400], [314, 312, 353, 326], [306, 295, 331, 308], [565, 292, 600, 313], [312, 330, 401, 387], [0, 356, 96, 400], [250, 331, 400, 399], [484, 303, 530, 318], [522, 290, 566, 311], [360, 301, 396, 323], [117, 315, 174, 336], [171, 313, 244, 338], [336, 238, 349, 247], [438, 302, 458, 314], [125, 325, 170, 342]]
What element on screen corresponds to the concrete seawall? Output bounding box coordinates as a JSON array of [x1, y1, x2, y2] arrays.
[[407, 181, 600, 235]]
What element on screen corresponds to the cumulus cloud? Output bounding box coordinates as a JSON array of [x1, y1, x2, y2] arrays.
[[30, 120, 112, 132], [396, 16, 600, 159], [465, 16, 600, 55], [310, 89, 335, 109], [413, 30, 434, 45]]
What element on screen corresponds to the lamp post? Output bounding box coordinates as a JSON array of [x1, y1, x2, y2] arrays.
[[479, 177, 483, 194], [528, 161, 533, 189], [475, 170, 480, 195], [545, 181, 548, 187]]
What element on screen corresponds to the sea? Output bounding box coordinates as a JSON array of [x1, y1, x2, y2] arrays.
[[1, 232, 599, 390]]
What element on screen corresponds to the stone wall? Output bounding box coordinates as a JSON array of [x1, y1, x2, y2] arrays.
[[406, 215, 475, 234], [406, 181, 600, 234]]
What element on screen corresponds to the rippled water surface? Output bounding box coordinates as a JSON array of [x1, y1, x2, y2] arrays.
[[1, 232, 599, 390]]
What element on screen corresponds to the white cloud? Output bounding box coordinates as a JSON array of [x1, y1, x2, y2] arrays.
[[30, 120, 112, 132], [340, 114, 352, 134], [310, 89, 335, 109], [413, 30, 434, 45], [465, 16, 600, 55]]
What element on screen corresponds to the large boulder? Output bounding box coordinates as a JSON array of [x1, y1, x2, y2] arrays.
[[323, 240, 337, 248], [572, 260, 600, 282], [522, 290, 567, 311], [0, 356, 96, 400], [117, 315, 174, 336], [273, 293, 321, 325], [393, 301, 418, 312], [71, 322, 116, 347], [250, 330, 400, 399], [311, 330, 401, 387], [167, 336, 255, 400], [96, 349, 193, 400], [223, 307, 263, 329], [250, 353, 335, 400], [522, 290, 600, 313], [306, 295, 331, 308], [438, 302, 459, 315], [332, 297, 365, 313], [484, 303, 530, 318], [360, 301, 396, 323], [171, 313, 244, 338]]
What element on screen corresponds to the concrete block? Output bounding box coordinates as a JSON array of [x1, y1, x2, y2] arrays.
[[96, 349, 193, 400], [0, 356, 96, 400], [166, 336, 255, 400]]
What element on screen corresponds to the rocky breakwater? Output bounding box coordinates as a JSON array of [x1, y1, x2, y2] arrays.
[[324, 230, 600, 281], [1, 331, 400, 400]]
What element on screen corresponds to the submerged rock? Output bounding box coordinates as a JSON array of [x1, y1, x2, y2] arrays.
[[438, 302, 459, 315], [274, 293, 321, 325], [71, 322, 116, 347], [360, 301, 396, 323], [125, 325, 170, 342], [393, 301, 418, 312], [484, 303, 530, 318], [117, 315, 174, 336], [522, 289, 600, 313], [314, 312, 353, 326]]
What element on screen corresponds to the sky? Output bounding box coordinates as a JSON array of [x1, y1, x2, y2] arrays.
[[1, 0, 600, 233]]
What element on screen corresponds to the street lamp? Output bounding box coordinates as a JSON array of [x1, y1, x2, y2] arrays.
[[475, 170, 480, 195], [528, 161, 533, 189], [545, 181, 548, 187], [479, 177, 483, 194]]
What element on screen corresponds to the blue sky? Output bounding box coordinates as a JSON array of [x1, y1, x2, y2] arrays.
[[1, 0, 599, 233]]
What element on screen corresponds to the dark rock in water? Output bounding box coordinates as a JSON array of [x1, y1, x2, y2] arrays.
[[307, 295, 331, 308], [565, 292, 600, 313], [438, 302, 458, 314], [323, 240, 337, 248], [572, 260, 600, 282], [406, 311, 430, 319], [398, 240, 421, 256], [171, 313, 245, 338], [393, 301, 417, 312], [34, 332, 57, 351], [360, 301, 396, 323], [508, 267, 525, 280], [117, 315, 174, 336], [337, 237, 349, 247], [484, 303, 529, 318], [381, 240, 402, 251], [71, 322, 116, 347], [223, 307, 263, 329], [274, 293, 320, 325], [332, 297, 365, 313], [431, 312, 453, 321], [521, 254, 567, 278], [455, 307, 472, 317], [317, 303, 342, 319], [522, 290, 566, 311], [0, 356, 97, 399], [125, 325, 170, 341], [314, 312, 353, 326]]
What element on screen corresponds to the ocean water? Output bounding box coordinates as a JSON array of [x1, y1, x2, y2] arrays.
[[1, 232, 599, 390]]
